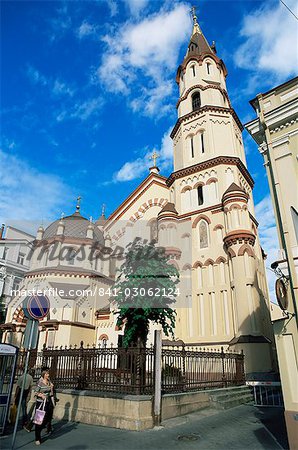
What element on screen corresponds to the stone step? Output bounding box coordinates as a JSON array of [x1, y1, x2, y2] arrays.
[[207, 385, 251, 398], [210, 388, 253, 402], [211, 394, 254, 410]]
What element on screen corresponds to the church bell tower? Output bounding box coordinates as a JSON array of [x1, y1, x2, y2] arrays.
[[167, 8, 274, 375]]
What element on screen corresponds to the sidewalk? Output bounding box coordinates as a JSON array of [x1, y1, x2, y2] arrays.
[[1, 405, 289, 450]]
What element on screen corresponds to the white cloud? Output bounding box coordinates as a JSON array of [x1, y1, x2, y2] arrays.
[[235, 0, 298, 80], [27, 66, 48, 86], [52, 79, 75, 97], [0, 148, 72, 227], [255, 195, 279, 300], [113, 126, 173, 182], [56, 96, 104, 122], [27, 66, 75, 98], [114, 158, 146, 182], [77, 21, 98, 39], [97, 4, 190, 117], [105, 0, 118, 17], [124, 0, 149, 16]]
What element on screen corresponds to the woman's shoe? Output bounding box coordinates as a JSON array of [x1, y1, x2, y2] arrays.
[[35, 441, 41, 446]]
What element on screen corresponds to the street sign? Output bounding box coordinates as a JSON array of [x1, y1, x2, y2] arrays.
[[23, 294, 50, 320], [23, 319, 39, 350]]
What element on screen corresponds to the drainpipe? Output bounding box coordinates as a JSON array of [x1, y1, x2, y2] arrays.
[[256, 94, 298, 328]]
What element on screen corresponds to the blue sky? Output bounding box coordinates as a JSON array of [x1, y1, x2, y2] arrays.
[[1, 0, 298, 295]]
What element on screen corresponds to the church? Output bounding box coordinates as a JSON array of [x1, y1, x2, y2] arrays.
[[2, 11, 274, 374]]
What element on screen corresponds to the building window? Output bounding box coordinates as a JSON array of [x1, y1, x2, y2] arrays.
[[12, 278, 20, 292], [191, 65, 196, 77], [197, 185, 204, 206], [192, 92, 201, 111], [68, 249, 76, 265], [150, 218, 158, 242], [2, 247, 8, 260], [201, 133, 205, 153], [199, 221, 208, 249], [190, 136, 194, 158], [17, 252, 25, 265], [206, 62, 212, 75]]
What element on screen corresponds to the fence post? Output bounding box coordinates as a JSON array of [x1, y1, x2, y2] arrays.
[[221, 346, 227, 388], [77, 341, 85, 390], [135, 338, 142, 395], [181, 343, 186, 391], [153, 330, 162, 426]]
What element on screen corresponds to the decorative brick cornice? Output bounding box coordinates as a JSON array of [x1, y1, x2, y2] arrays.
[[40, 320, 59, 331], [166, 156, 254, 188], [176, 84, 231, 109], [25, 267, 113, 282], [223, 230, 255, 247], [170, 105, 243, 139]]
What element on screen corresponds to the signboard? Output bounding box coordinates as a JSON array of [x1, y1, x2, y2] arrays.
[[23, 294, 50, 320], [0, 344, 18, 355]]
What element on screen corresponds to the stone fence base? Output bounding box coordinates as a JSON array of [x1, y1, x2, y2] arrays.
[[52, 389, 210, 431]]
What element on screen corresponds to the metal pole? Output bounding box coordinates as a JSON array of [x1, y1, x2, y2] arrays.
[[153, 330, 162, 426], [11, 320, 34, 450]]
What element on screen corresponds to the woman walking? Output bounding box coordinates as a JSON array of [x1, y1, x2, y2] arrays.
[[33, 368, 55, 445]]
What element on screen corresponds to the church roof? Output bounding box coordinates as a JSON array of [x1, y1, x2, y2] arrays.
[[187, 25, 213, 59], [224, 182, 246, 195], [176, 14, 227, 82], [158, 202, 178, 216], [43, 212, 104, 243]]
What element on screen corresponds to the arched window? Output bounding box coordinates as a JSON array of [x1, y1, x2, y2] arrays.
[[200, 133, 205, 153], [191, 64, 196, 77], [206, 62, 212, 75], [192, 92, 201, 111], [149, 218, 158, 242], [197, 185, 204, 206], [199, 221, 208, 249], [190, 136, 194, 158]]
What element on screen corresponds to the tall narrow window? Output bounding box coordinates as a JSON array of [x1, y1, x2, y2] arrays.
[[192, 92, 201, 111], [190, 136, 194, 158], [201, 133, 205, 153], [197, 185, 204, 206], [192, 65, 196, 77], [206, 62, 212, 75], [199, 221, 208, 249]]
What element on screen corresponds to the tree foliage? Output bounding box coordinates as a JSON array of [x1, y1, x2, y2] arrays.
[[114, 239, 179, 347]]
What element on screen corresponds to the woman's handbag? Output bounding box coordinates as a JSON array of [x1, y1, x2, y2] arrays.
[[33, 399, 46, 425], [9, 404, 17, 424]]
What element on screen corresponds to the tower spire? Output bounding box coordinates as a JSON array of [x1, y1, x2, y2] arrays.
[[191, 5, 201, 35]]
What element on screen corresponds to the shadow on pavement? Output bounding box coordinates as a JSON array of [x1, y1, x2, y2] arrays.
[[254, 406, 289, 450]]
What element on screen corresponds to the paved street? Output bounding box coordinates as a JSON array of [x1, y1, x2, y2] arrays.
[[1, 405, 289, 450]]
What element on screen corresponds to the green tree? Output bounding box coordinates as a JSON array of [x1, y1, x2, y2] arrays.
[[114, 239, 179, 347]]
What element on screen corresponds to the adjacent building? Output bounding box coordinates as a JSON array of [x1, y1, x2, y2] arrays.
[[245, 76, 298, 450]]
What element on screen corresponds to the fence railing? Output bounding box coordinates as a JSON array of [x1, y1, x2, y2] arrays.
[[15, 342, 245, 395], [246, 381, 283, 407]]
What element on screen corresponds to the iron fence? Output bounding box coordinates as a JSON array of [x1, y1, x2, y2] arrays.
[[15, 342, 245, 395]]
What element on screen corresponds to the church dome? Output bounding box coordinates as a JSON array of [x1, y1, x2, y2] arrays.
[[43, 212, 104, 244]]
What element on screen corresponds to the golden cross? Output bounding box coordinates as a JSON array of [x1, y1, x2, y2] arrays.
[[149, 151, 160, 167], [191, 5, 198, 25], [76, 195, 82, 211]]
